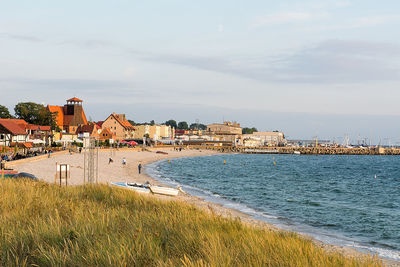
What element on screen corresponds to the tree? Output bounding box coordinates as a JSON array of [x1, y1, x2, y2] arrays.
[[177, 121, 189, 130], [189, 123, 207, 130], [165, 119, 177, 129], [128, 120, 136, 126], [14, 102, 57, 129], [150, 120, 155, 126], [242, 127, 258, 134], [0, 105, 12, 119]]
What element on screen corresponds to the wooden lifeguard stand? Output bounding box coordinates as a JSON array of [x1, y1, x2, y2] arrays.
[[55, 163, 70, 186]]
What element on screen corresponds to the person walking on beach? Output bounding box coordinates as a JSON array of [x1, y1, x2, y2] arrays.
[[122, 157, 127, 166], [108, 157, 113, 164], [138, 163, 142, 174]]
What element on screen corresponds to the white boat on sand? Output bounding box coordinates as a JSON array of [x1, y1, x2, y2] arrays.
[[149, 185, 179, 196], [111, 182, 150, 194]]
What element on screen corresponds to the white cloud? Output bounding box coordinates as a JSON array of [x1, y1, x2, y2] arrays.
[[304, 15, 399, 32], [251, 12, 313, 28], [349, 15, 398, 28], [123, 67, 137, 77]]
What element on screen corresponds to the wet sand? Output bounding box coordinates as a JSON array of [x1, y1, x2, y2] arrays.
[[10, 148, 399, 266]]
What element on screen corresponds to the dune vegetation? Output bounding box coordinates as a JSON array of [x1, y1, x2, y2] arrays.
[[0, 179, 382, 266]]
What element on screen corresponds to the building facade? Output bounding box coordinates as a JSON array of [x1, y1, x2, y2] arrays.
[[0, 119, 28, 147], [101, 113, 135, 141], [76, 122, 101, 139], [244, 131, 286, 146], [207, 121, 242, 145], [134, 124, 173, 140], [0, 119, 51, 147], [207, 121, 242, 135], [47, 97, 88, 133]]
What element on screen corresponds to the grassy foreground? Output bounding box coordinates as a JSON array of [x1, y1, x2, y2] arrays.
[[0, 180, 382, 267]]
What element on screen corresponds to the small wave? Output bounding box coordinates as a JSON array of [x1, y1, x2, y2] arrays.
[[332, 188, 342, 193], [352, 244, 400, 260], [304, 200, 321, 207]]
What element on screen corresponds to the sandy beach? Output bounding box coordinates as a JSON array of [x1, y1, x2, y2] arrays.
[[8, 148, 399, 266]]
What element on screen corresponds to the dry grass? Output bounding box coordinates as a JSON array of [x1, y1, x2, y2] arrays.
[[0, 179, 383, 266]]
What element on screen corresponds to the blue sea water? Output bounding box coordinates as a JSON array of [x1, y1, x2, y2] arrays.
[[146, 154, 400, 261]]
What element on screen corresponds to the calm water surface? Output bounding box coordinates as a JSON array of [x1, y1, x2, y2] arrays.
[[146, 154, 400, 260]]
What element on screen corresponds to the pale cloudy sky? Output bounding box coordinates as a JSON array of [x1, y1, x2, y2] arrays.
[[1, 0, 400, 143]]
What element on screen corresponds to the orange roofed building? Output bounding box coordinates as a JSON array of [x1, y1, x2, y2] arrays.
[[101, 113, 135, 141], [47, 97, 88, 133]]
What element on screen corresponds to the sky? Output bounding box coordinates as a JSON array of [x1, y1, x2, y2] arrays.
[[1, 0, 400, 144]]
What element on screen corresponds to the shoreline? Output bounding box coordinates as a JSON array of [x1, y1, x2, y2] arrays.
[[9, 148, 399, 266], [141, 152, 400, 266]]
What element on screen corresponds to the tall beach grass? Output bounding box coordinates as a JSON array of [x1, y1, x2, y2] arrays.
[[0, 179, 382, 266]]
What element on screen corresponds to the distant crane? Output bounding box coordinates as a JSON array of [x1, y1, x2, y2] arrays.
[[313, 136, 318, 147]]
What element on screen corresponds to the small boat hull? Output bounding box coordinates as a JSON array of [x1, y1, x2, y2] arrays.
[[111, 182, 150, 194], [0, 170, 18, 178], [149, 186, 179, 196]]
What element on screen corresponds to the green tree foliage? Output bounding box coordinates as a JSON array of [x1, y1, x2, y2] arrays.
[[0, 105, 12, 119], [165, 119, 177, 129], [177, 121, 189, 130], [14, 102, 57, 129], [189, 123, 207, 130], [150, 120, 155, 126], [128, 120, 136, 126], [242, 127, 258, 134]]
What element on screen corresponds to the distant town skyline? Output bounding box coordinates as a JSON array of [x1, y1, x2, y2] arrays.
[[1, 1, 400, 143]]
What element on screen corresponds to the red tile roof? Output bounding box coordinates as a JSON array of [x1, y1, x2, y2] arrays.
[[99, 128, 116, 140], [47, 105, 64, 127], [10, 142, 33, 148], [23, 142, 33, 148], [0, 119, 27, 135], [67, 97, 83, 102], [76, 123, 98, 135], [112, 113, 135, 130], [81, 109, 88, 125], [26, 124, 51, 131]]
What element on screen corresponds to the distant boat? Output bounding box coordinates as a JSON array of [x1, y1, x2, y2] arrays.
[[149, 185, 179, 196], [111, 182, 150, 194], [294, 151, 301, 155]]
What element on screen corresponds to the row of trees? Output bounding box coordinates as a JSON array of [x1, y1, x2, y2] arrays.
[[128, 119, 207, 130], [0, 103, 58, 130], [164, 120, 207, 130], [242, 127, 258, 134]]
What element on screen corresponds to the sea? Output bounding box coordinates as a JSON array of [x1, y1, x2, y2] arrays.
[[145, 154, 400, 261]]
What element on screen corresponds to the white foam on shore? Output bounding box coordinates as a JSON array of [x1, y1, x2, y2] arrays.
[[352, 244, 400, 261]]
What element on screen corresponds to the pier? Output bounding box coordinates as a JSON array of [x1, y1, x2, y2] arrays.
[[168, 144, 400, 155], [238, 146, 400, 155]]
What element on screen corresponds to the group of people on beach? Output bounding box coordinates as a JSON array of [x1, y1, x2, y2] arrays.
[[108, 156, 142, 174]]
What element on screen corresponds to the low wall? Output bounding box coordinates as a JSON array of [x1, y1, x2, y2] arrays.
[[4, 151, 70, 168]]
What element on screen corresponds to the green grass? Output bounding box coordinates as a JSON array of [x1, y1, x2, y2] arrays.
[[0, 180, 383, 267]]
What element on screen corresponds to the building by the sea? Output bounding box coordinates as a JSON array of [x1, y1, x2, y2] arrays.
[[47, 97, 88, 133]]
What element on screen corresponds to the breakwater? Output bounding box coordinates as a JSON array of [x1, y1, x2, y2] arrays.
[[239, 146, 400, 155], [165, 145, 400, 155]]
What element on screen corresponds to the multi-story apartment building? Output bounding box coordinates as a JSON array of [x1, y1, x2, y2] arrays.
[[101, 113, 135, 141]]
